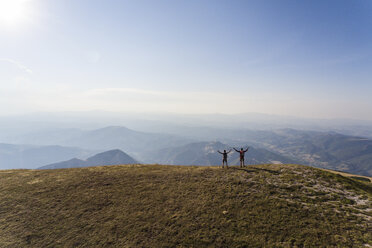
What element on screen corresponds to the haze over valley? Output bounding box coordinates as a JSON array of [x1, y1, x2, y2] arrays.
[[0, 112, 371, 177]]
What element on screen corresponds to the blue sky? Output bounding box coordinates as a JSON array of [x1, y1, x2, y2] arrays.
[[0, 0, 371, 119]]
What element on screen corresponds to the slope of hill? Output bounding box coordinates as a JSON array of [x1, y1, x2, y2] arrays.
[[0, 164, 370, 247], [38, 149, 137, 169], [143, 141, 297, 166], [38, 158, 87, 169], [0, 143, 94, 170]]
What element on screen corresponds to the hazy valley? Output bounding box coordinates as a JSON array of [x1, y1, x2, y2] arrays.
[[1, 115, 372, 177]]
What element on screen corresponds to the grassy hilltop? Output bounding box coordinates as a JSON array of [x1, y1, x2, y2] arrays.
[[0, 164, 371, 247]]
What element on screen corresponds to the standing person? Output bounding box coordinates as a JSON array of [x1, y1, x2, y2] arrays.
[[217, 149, 231, 168], [234, 147, 249, 167]]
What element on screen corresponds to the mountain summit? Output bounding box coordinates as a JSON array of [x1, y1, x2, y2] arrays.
[[38, 149, 137, 169]]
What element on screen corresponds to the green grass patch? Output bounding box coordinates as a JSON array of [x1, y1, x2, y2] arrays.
[[350, 176, 371, 182]]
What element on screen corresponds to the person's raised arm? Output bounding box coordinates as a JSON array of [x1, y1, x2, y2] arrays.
[[233, 148, 239, 152], [227, 149, 232, 154], [244, 147, 249, 152], [217, 150, 223, 154]]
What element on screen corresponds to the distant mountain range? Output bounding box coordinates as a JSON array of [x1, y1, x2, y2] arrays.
[[39, 149, 137, 169], [2, 111, 371, 138], [1, 124, 372, 177], [0, 143, 94, 170], [1, 126, 193, 159]]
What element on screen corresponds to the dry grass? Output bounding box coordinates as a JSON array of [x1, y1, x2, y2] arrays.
[[0, 164, 371, 247]]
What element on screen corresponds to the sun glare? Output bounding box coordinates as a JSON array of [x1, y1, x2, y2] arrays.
[[0, 0, 30, 26]]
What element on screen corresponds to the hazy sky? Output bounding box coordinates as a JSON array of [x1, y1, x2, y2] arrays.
[[0, 0, 372, 119]]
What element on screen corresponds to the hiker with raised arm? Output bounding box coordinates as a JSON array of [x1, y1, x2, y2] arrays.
[[217, 149, 231, 168], [234, 147, 249, 167]]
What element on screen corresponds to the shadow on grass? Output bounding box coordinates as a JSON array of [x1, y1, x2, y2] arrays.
[[232, 168, 257, 173], [233, 166, 280, 175]]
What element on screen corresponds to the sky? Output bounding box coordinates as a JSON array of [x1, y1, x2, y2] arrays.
[[0, 0, 372, 120]]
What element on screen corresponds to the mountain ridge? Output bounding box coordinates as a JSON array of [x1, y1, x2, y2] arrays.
[[38, 149, 137, 169], [0, 143, 95, 170]]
